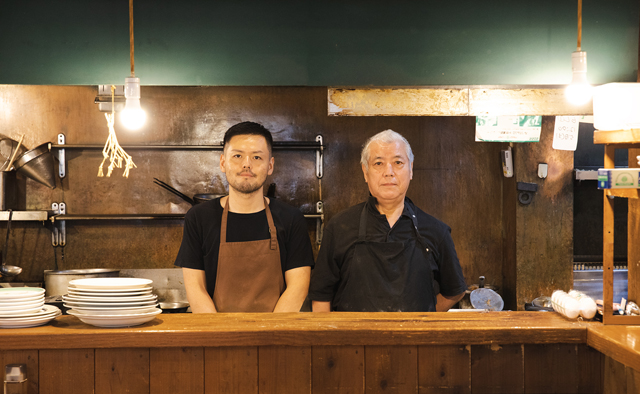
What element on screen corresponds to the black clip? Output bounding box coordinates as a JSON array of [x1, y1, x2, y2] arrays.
[[516, 182, 538, 205]]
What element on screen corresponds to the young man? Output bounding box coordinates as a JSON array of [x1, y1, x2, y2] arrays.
[[309, 129, 466, 312], [175, 121, 313, 313]]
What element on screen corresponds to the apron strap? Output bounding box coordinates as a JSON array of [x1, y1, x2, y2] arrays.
[[221, 197, 230, 244], [221, 197, 277, 250], [359, 199, 421, 241], [264, 197, 278, 250], [404, 203, 421, 238]]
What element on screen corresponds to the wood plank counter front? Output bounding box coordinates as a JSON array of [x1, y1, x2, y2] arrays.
[[0, 312, 621, 394]]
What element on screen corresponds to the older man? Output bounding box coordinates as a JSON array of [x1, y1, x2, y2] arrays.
[[309, 130, 466, 312]]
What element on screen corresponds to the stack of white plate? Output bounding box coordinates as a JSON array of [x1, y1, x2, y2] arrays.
[[63, 278, 161, 328], [0, 287, 61, 328]]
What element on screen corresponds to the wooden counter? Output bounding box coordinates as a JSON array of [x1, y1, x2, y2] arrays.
[[0, 311, 587, 349], [588, 325, 640, 369], [0, 312, 613, 394]]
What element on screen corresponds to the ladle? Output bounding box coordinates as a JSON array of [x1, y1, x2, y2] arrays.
[[1, 210, 22, 277]]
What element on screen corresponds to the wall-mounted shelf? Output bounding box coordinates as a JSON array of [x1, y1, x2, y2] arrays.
[[49, 213, 322, 222], [51, 133, 325, 181], [0, 211, 50, 221], [50, 141, 323, 151]]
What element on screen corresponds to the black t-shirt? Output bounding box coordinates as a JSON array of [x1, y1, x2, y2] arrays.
[[175, 197, 315, 299], [309, 196, 466, 304]]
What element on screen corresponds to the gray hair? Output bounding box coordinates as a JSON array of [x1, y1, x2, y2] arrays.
[[360, 129, 414, 170]]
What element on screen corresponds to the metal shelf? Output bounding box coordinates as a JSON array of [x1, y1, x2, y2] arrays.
[[50, 213, 322, 222], [50, 141, 323, 151], [0, 211, 50, 221]]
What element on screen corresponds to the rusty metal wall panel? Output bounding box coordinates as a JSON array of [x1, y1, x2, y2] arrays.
[[328, 87, 593, 116], [328, 88, 469, 116]]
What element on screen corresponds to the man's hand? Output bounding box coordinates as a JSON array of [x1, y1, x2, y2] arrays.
[[436, 292, 465, 312], [182, 267, 217, 313], [273, 266, 311, 312]]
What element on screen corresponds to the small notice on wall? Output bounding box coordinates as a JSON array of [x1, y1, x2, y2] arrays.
[[475, 116, 542, 142], [552, 116, 580, 151]]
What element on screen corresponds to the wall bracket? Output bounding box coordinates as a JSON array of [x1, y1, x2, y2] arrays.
[[51, 202, 66, 247]]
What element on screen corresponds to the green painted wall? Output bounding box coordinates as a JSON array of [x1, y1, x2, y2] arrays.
[[1, 0, 638, 86]]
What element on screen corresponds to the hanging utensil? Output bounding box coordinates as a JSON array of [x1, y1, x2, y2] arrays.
[[14, 143, 57, 189], [5, 134, 24, 171], [470, 276, 503, 311], [153, 178, 224, 206], [0, 210, 22, 277], [153, 178, 194, 205]]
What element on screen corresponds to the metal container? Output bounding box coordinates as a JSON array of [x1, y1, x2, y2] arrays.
[[44, 269, 120, 296], [159, 302, 190, 313], [14, 143, 56, 189]]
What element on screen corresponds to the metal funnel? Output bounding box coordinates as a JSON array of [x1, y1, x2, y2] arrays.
[[14, 143, 56, 189]]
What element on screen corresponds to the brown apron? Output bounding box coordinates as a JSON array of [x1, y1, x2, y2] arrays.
[[213, 197, 285, 312]]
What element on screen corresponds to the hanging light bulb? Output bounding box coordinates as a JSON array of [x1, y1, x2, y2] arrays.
[[119, 0, 146, 130], [120, 77, 146, 130], [566, 51, 592, 105], [565, 0, 592, 105]]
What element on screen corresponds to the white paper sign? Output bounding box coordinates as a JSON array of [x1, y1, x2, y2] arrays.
[[552, 116, 580, 151], [475, 116, 542, 142]]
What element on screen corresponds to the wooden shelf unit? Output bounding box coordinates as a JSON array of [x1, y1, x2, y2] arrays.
[[595, 129, 640, 325]]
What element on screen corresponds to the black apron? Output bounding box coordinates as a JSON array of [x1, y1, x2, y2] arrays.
[[333, 201, 437, 312]]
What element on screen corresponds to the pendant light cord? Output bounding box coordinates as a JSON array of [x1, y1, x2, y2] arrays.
[[129, 0, 135, 77], [577, 0, 582, 51]]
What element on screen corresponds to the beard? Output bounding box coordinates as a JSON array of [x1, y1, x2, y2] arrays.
[[227, 172, 266, 195]]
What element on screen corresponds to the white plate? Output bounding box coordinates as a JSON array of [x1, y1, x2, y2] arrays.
[[0, 310, 61, 328], [68, 288, 153, 296], [0, 302, 44, 313], [0, 287, 45, 300], [0, 305, 61, 319], [68, 278, 153, 290], [63, 299, 158, 307], [0, 307, 43, 315], [64, 303, 158, 315], [69, 308, 161, 328], [63, 294, 157, 303], [68, 305, 159, 315], [0, 296, 45, 306]]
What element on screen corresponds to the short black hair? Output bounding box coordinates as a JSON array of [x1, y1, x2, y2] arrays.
[[223, 121, 273, 156]]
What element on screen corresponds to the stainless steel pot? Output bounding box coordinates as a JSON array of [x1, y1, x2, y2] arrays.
[[44, 268, 120, 296]]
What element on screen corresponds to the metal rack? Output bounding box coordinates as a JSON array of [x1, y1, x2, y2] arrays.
[[39, 134, 326, 246]]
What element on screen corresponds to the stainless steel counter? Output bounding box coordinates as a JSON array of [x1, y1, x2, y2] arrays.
[[573, 268, 628, 302]]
